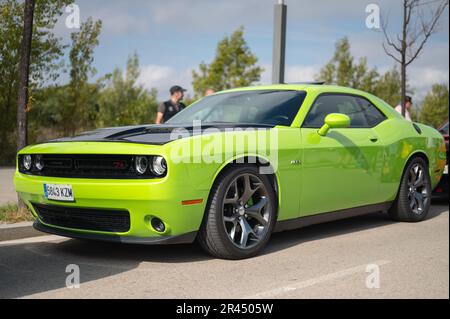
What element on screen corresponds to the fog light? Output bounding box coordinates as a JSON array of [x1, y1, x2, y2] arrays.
[[35, 155, 44, 171], [151, 217, 165, 233], [135, 156, 148, 174], [23, 155, 32, 171]]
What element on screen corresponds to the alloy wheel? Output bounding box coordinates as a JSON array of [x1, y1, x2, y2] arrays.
[[222, 173, 271, 249], [407, 163, 430, 215]]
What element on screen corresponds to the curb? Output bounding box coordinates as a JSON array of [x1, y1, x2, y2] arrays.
[[0, 221, 45, 241]]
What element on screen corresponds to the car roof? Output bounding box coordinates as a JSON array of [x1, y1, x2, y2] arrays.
[[220, 83, 371, 96]]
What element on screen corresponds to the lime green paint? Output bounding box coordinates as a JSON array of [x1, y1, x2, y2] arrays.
[[318, 113, 351, 136], [14, 84, 446, 241]]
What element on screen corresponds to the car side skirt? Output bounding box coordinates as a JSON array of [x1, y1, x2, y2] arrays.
[[274, 202, 393, 233], [33, 220, 198, 245]]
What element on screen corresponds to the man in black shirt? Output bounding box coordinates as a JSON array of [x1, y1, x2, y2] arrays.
[[155, 85, 187, 124]]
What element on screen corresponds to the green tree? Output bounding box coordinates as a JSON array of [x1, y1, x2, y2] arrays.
[[192, 27, 263, 97], [373, 68, 402, 107], [317, 38, 411, 108], [62, 17, 102, 135], [317, 37, 379, 92], [98, 53, 158, 126], [419, 84, 449, 128], [0, 0, 72, 164], [29, 85, 67, 140]]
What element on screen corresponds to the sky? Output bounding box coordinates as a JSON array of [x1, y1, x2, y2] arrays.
[[53, 0, 449, 103]]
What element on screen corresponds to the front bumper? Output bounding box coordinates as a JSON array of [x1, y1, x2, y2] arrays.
[[33, 219, 197, 244], [14, 171, 208, 241]]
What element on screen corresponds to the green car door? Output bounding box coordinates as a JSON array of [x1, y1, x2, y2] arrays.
[[299, 93, 388, 216]]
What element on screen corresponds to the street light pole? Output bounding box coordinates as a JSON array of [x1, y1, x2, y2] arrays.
[[272, 0, 287, 84]]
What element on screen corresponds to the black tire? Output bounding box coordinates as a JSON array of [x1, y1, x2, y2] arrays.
[[197, 165, 277, 259], [389, 157, 432, 222]]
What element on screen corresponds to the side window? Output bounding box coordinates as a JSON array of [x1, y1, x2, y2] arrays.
[[303, 94, 386, 128], [354, 97, 387, 127]]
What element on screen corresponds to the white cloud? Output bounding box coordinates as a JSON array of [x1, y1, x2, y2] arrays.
[[286, 65, 322, 82], [409, 66, 449, 102], [259, 64, 322, 84], [259, 64, 273, 84], [138, 65, 193, 99]]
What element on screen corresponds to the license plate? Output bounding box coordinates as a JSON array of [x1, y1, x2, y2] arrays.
[[44, 184, 74, 202]]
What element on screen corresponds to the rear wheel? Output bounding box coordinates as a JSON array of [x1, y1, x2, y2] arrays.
[[389, 157, 431, 222], [198, 165, 277, 259]]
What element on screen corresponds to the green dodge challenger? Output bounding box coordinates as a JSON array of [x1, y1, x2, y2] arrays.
[[14, 84, 446, 259]]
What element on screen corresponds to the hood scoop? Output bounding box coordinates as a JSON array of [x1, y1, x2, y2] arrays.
[[50, 125, 185, 145]]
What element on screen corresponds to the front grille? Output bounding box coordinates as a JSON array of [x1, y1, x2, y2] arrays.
[[18, 154, 161, 179], [32, 203, 130, 233]]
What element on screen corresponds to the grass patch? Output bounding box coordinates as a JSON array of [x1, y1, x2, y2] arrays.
[[0, 203, 34, 224]]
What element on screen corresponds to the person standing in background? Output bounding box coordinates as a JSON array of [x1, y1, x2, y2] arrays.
[[395, 96, 413, 122], [155, 85, 187, 124], [204, 88, 215, 96]]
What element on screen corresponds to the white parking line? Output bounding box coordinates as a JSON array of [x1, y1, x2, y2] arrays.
[[244, 260, 391, 299], [0, 235, 64, 246]]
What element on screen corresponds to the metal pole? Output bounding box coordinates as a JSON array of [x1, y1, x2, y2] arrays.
[[272, 0, 287, 84]]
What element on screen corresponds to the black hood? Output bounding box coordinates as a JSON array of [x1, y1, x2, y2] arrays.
[[50, 123, 275, 145]]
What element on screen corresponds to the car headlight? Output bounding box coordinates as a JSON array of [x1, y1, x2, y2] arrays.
[[151, 156, 167, 176], [35, 155, 44, 171], [23, 155, 32, 171], [135, 156, 149, 175]]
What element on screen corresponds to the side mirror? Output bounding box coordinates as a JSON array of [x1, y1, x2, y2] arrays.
[[318, 113, 350, 136]]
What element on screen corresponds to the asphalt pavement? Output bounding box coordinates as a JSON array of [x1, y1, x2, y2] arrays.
[[0, 204, 448, 299]]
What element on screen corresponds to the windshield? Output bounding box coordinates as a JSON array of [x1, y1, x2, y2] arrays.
[[166, 90, 307, 126]]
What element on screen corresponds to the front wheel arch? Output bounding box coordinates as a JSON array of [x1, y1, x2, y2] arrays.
[[208, 157, 280, 215], [197, 164, 278, 259]]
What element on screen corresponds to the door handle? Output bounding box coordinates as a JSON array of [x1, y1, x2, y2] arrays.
[[369, 136, 378, 142]]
